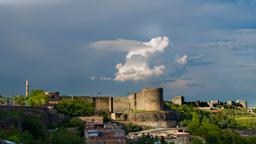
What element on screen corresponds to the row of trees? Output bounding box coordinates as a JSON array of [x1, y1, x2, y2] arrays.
[[0, 107, 86, 144], [55, 98, 95, 117], [11, 90, 48, 106], [0, 90, 99, 143], [187, 112, 256, 144], [165, 102, 256, 144]]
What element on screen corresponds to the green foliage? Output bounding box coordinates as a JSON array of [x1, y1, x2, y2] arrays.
[[68, 117, 85, 137], [22, 115, 47, 139], [0, 109, 85, 144], [13, 95, 26, 105], [0, 109, 47, 143], [191, 136, 204, 144], [136, 135, 160, 144], [0, 95, 6, 105], [27, 90, 48, 106], [125, 123, 142, 132], [165, 102, 256, 144], [187, 112, 200, 133], [100, 112, 111, 122], [55, 98, 95, 117], [51, 127, 85, 144], [0, 128, 35, 144]]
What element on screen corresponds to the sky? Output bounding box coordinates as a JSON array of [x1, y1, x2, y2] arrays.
[[0, 0, 256, 106]]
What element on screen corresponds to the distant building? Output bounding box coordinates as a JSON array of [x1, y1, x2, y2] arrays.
[[78, 116, 104, 124], [227, 100, 247, 108], [128, 128, 190, 144], [236, 100, 247, 108], [207, 100, 219, 107], [227, 100, 234, 106], [83, 116, 126, 144], [44, 91, 61, 105], [171, 96, 184, 105]]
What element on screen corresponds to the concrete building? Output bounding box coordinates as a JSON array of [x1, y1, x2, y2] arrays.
[[128, 128, 190, 144], [82, 116, 126, 144]]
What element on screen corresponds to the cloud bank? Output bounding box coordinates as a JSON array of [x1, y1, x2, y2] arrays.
[[91, 36, 169, 82]]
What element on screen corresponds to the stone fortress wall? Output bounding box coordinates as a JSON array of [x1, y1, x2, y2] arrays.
[[51, 88, 164, 113], [95, 88, 164, 113], [46, 88, 177, 128], [132, 88, 163, 111]]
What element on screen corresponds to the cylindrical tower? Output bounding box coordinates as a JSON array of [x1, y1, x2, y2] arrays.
[[25, 80, 29, 97], [136, 88, 163, 111], [143, 88, 163, 111]]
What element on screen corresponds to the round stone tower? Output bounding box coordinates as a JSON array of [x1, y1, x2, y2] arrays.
[[136, 88, 163, 111]]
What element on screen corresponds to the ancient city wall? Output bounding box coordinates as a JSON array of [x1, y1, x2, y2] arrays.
[[128, 94, 136, 110], [95, 97, 110, 112], [136, 88, 163, 111], [112, 96, 130, 113], [67, 88, 164, 113]]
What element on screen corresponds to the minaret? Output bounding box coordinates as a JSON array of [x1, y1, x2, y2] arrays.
[[25, 80, 29, 97]]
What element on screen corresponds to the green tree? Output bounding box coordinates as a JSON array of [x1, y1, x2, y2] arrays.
[[188, 112, 200, 134], [0, 128, 35, 144], [22, 115, 47, 139], [51, 127, 85, 144], [55, 98, 95, 117], [27, 90, 48, 106], [125, 123, 142, 132], [0, 95, 6, 105], [13, 95, 26, 106], [191, 136, 204, 144]]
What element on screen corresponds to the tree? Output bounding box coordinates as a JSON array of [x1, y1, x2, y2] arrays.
[[13, 95, 26, 106], [0, 128, 35, 144], [27, 90, 48, 106], [55, 98, 95, 117], [51, 127, 85, 144], [22, 115, 47, 139], [125, 123, 142, 132], [188, 112, 200, 134]]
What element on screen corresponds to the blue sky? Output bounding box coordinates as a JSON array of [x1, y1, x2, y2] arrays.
[[0, 0, 256, 106]]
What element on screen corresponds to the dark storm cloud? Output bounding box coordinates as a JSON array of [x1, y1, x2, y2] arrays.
[[1, 0, 256, 105]]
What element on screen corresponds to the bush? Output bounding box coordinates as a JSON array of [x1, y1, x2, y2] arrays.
[[125, 123, 142, 132], [55, 98, 95, 117]]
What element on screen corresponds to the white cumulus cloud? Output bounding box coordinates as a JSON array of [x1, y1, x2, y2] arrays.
[[114, 36, 169, 82], [91, 36, 169, 82], [176, 55, 188, 65]]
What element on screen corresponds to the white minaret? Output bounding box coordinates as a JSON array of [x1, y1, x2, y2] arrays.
[[25, 80, 29, 97]]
